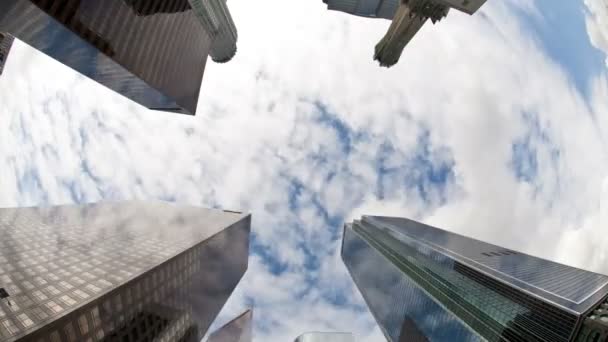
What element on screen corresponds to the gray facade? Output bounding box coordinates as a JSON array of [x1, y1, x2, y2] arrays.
[[342, 216, 608, 342], [294, 332, 354, 342], [432, 0, 486, 15], [322, 0, 400, 20], [322, 0, 484, 19], [0, 201, 250, 342], [207, 309, 252, 342], [323, 0, 487, 68], [0, 0, 238, 115], [0, 32, 13, 76]]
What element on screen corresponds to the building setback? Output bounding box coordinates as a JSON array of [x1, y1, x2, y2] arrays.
[[0, 0, 238, 115], [207, 309, 252, 342], [0, 201, 250, 342], [342, 216, 608, 342]]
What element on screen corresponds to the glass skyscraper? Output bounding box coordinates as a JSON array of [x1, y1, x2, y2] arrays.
[[0, 0, 238, 115], [342, 216, 608, 342], [207, 309, 252, 342], [0, 201, 250, 342]]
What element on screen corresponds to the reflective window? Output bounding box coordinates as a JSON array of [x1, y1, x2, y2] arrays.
[[0, 201, 249, 341], [345, 217, 602, 342]]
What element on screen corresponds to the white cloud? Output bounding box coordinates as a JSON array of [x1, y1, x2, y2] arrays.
[[585, 0, 608, 67], [1, 0, 608, 341]]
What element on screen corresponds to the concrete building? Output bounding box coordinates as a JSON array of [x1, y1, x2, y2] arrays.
[[323, 0, 487, 67], [0, 201, 250, 342], [323, 0, 485, 19], [323, 0, 400, 20], [373, 2, 447, 67], [342, 215, 608, 341], [0, 0, 238, 115], [189, 0, 238, 63]]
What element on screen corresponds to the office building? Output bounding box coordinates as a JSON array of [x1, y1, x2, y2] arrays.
[[0, 0, 238, 115], [374, 1, 449, 67], [207, 309, 252, 342], [323, 0, 487, 67], [0, 32, 13, 76], [294, 332, 354, 342], [323, 0, 486, 19], [0, 201, 250, 342], [342, 216, 608, 342]]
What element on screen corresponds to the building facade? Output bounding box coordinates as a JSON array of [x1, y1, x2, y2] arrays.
[[322, 0, 485, 19], [323, 0, 400, 20], [0, 32, 14, 76], [323, 0, 487, 68], [342, 216, 608, 342], [0, 201, 250, 342], [207, 309, 252, 342], [0, 0, 238, 115], [189, 0, 238, 63], [431, 0, 486, 15], [294, 332, 354, 342]]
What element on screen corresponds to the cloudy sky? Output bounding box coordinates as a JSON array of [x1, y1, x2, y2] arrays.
[[1, 0, 608, 340]]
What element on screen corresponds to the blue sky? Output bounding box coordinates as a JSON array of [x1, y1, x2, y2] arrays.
[[1, 0, 608, 341], [514, 0, 605, 97]]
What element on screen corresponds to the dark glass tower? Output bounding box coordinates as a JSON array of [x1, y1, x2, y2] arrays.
[[342, 216, 608, 342], [0, 201, 250, 342], [0, 0, 238, 115], [207, 309, 252, 342], [0, 32, 14, 76]]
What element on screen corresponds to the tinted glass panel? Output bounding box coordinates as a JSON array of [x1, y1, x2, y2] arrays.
[[342, 217, 586, 342], [369, 216, 608, 312], [342, 223, 482, 342]]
